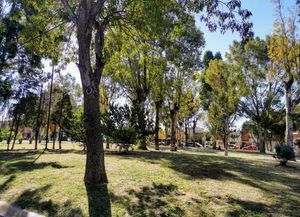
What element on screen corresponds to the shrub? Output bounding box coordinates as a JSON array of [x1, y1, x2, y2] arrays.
[[295, 139, 300, 147], [273, 144, 296, 166], [18, 138, 23, 144]]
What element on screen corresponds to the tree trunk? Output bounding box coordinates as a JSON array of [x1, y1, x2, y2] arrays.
[[106, 137, 110, 149], [11, 116, 20, 150], [154, 101, 162, 150], [223, 136, 228, 156], [52, 123, 57, 149], [136, 101, 147, 150], [170, 108, 177, 151], [77, 23, 108, 185], [35, 85, 43, 150], [45, 64, 55, 150], [185, 122, 188, 147], [83, 85, 108, 184], [7, 117, 15, 151], [164, 122, 168, 145], [285, 81, 293, 146], [192, 118, 197, 146]]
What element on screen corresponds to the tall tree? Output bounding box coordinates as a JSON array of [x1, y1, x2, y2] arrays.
[[227, 38, 283, 153], [205, 59, 245, 156], [268, 0, 300, 146]]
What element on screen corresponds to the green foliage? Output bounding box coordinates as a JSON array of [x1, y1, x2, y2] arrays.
[[101, 104, 137, 146], [274, 144, 296, 166], [205, 59, 245, 141]]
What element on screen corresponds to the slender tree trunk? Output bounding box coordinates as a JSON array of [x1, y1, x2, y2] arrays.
[[223, 135, 228, 156], [185, 121, 188, 147], [170, 108, 177, 151], [7, 117, 15, 151], [285, 82, 293, 146], [164, 122, 168, 145], [35, 85, 43, 149], [136, 101, 147, 150], [58, 94, 64, 150], [11, 116, 20, 150], [154, 101, 162, 150], [52, 123, 57, 149], [192, 118, 197, 146], [45, 65, 55, 150]]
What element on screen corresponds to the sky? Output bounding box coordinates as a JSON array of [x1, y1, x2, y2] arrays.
[[52, 0, 297, 129]]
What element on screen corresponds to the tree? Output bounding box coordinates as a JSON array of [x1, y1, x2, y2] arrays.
[[268, 0, 300, 146], [227, 38, 283, 153], [58, 0, 253, 185], [200, 51, 223, 110], [205, 59, 245, 156]]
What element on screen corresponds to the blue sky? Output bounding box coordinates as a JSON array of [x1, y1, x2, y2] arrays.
[[199, 0, 296, 57]]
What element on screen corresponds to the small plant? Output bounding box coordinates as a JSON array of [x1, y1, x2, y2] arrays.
[[18, 138, 23, 144], [29, 137, 33, 144], [273, 144, 296, 166]]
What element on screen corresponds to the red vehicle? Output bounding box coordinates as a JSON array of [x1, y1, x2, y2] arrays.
[[242, 145, 257, 151]]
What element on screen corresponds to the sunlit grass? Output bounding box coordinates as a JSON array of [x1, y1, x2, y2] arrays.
[[0, 142, 299, 217]]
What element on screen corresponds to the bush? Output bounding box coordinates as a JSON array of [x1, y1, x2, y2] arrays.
[[273, 144, 296, 166], [295, 139, 300, 147], [18, 138, 23, 144]]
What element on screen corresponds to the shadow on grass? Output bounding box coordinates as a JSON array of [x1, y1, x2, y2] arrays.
[[0, 175, 16, 193], [1, 160, 72, 175], [12, 185, 83, 217], [112, 182, 185, 217], [85, 184, 112, 217], [112, 151, 300, 216]]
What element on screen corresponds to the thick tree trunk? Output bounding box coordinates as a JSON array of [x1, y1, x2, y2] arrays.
[[285, 81, 293, 146], [154, 101, 161, 150], [170, 108, 177, 151], [77, 23, 108, 185], [83, 86, 107, 184], [35, 86, 43, 150]]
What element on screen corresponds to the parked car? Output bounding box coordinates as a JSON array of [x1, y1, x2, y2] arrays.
[[242, 145, 257, 151]]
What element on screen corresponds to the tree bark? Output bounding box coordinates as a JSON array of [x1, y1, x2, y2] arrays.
[[45, 64, 55, 150], [154, 100, 162, 150], [83, 86, 107, 184], [11, 115, 20, 150], [285, 81, 293, 146], [185, 121, 188, 147], [170, 108, 178, 151], [77, 18, 108, 185], [223, 136, 228, 156], [52, 123, 57, 149], [35, 85, 43, 149], [7, 117, 15, 151], [106, 137, 110, 149]]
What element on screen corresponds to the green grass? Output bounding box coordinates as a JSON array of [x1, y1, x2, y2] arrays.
[[0, 141, 299, 217]]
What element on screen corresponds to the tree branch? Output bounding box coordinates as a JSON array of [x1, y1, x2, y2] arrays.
[[61, 0, 78, 24]]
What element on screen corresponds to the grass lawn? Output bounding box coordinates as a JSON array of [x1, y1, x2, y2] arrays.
[[0, 141, 299, 217]]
